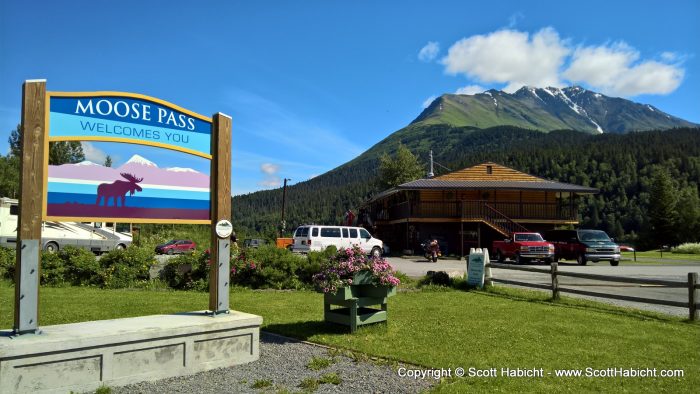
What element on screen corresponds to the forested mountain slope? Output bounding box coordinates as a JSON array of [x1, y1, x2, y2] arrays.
[[233, 126, 700, 246]]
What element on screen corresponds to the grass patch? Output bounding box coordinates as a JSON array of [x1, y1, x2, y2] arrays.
[[298, 377, 319, 391], [318, 372, 342, 385], [1, 280, 697, 392], [251, 379, 273, 389], [623, 250, 700, 263], [95, 385, 112, 394], [306, 356, 334, 370]]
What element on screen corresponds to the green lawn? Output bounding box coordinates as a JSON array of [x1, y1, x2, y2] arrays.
[[619, 251, 700, 265], [1, 281, 698, 393], [626, 250, 700, 260]]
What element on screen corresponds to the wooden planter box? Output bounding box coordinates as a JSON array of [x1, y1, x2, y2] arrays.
[[323, 272, 396, 333]]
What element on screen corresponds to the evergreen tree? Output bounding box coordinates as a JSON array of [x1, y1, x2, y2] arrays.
[[8, 124, 21, 157], [646, 168, 678, 247], [378, 144, 424, 189], [675, 186, 700, 243], [0, 155, 20, 198], [48, 141, 85, 165], [104, 155, 113, 167], [9, 124, 85, 165]]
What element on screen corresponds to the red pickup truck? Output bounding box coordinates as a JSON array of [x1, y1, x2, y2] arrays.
[[492, 232, 555, 264]]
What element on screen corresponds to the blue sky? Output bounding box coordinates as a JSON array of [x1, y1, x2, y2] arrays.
[[1, 0, 698, 195]]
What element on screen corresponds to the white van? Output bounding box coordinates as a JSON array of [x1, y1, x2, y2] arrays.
[[292, 225, 384, 257]]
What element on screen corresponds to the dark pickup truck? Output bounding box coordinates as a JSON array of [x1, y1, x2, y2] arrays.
[[492, 232, 555, 264], [544, 229, 621, 266]]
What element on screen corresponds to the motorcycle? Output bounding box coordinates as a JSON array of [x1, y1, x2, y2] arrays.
[[421, 240, 441, 262]]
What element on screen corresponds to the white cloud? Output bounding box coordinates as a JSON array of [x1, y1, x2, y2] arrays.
[[422, 95, 437, 108], [455, 85, 486, 95], [261, 163, 279, 175], [660, 51, 678, 62], [563, 42, 684, 96], [258, 163, 282, 188], [442, 27, 569, 92], [81, 142, 107, 164], [508, 12, 524, 28], [258, 177, 281, 188], [439, 28, 685, 97], [418, 41, 440, 62]]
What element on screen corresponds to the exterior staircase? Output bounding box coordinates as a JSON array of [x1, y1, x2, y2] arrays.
[[482, 203, 529, 237]]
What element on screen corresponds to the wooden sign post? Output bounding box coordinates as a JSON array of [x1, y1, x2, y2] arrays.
[[14, 80, 47, 334], [12, 79, 234, 334], [209, 113, 232, 314]]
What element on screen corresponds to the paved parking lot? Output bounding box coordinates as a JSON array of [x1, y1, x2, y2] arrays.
[[386, 256, 699, 317]]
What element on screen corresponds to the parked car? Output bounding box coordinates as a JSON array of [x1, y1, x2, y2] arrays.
[[544, 229, 621, 266], [492, 232, 554, 264], [291, 225, 384, 257], [243, 238, 267, 248], [155, 239, 196, 255]]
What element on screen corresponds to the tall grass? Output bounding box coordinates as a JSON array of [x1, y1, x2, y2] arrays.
[[672, 243, 700, 254]]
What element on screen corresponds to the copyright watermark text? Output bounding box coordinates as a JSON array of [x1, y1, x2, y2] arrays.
[[398, 367, 684, 379]]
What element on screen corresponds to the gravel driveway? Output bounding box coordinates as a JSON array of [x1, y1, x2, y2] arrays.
[[112, 332, 434, 393]]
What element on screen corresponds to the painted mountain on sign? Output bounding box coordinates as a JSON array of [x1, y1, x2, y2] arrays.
[[49, 154, 209, 188], [47, 153, 210, 221]]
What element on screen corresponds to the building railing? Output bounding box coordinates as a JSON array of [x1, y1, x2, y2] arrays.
[[374, 200, 577, 222]]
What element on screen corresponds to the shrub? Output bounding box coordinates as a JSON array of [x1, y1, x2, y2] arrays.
[[232, 246, 308, 290], [161, 250, 210, 291], [158, 245, 333, 291], [420, 271, 452, 287], [40, 250, 67, 286], [671, 243, 700, 254], [99, 247, 155, 288], [40, 246, 99, 286], [62, 246, 101, 286], [303, 247, 336, 283], [0, 246, 16, 280]]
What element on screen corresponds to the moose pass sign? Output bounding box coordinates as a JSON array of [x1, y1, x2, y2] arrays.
[[45, 92, 213, 223]]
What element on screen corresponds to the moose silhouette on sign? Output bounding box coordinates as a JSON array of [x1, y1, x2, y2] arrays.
[[96, 173, 144, 207]]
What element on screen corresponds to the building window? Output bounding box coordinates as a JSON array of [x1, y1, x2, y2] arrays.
[[486, 165, 493, 174]]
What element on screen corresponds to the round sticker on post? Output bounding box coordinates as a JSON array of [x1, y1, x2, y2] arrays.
[[215, 220, 233, 239]]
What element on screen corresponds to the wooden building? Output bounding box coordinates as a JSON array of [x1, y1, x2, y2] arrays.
[[361, 162, 598, 256]]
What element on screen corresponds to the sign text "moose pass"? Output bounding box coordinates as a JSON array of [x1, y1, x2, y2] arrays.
[[75, 98, 196, 131]]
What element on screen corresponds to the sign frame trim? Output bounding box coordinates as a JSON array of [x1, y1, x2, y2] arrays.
[[42, 91, 213, 223], [47, 91, 212, 122]]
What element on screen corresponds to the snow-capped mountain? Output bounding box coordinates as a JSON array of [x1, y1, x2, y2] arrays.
[[165, 167, 201, 173], [413, 86, 698, 134], [74, 160, 100, 166], [122, 154, 157, 167]]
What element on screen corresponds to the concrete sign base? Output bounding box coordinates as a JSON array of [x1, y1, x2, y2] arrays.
[[0, 311, 262, 394]]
